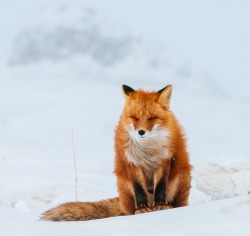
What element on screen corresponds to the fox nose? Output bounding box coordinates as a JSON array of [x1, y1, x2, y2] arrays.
[[138, 130, 145, 136]]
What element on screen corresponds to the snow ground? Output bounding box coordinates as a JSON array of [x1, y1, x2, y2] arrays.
[[2, 196, 250, 236], [0, 6, 250, 236]]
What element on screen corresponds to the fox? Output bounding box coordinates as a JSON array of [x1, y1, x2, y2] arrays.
[[41, 84, 192, 221]]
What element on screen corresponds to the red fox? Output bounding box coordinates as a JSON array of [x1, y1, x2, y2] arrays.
[[41, 85, 192, 221]]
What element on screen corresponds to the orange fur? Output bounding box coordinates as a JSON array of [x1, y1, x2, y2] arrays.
[[41, 85, 192, 221]]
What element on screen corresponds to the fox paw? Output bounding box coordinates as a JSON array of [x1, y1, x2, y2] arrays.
[[153, 204, 173, 211], [135, 206, 152, 214]]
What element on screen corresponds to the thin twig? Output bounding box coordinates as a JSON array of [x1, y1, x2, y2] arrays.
[[72, 130, 78, 201]]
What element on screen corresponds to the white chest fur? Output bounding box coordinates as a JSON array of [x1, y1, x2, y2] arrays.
[[125, 125, 170, 169]]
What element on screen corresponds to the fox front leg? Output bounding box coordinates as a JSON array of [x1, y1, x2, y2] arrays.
[[153, 178, 172, 211], [134, 181, 152, 214]]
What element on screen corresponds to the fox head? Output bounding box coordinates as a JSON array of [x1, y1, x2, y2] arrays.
[[121, 84, 172, 140]]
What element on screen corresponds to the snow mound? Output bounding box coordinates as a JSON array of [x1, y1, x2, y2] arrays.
[[193, 159, 250, 201]]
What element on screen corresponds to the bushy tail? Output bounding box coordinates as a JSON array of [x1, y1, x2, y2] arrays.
[[41, 197, 124, 221]]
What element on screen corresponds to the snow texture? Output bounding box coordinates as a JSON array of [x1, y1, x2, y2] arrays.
[[1, 6, 250, 236]]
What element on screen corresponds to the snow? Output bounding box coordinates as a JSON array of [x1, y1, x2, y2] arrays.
[[1, 5, 250, 236], [2, 196, 250, 236]]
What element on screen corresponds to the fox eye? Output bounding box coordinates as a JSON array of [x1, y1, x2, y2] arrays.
[[130, 116, 138, 121], [148, 117, 158, 121]]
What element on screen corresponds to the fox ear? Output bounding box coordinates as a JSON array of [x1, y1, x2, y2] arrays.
[[122, 85, 135, 96], [158, 85, 172, 109]]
